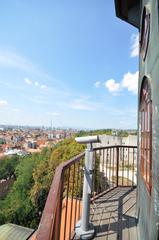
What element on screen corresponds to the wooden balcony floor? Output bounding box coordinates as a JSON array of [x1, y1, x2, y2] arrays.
[[90, 187, 139, 240]]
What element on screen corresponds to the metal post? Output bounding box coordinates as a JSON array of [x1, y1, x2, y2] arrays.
[[116, 146, 119, 187], [75, 136, 100, 240], [81, 143, 93, 231]]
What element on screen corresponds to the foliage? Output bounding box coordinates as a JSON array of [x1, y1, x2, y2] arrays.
[[0, 155, 19, 180], [118, 130, 129, 137], [0, 154, 41, 228], [76, 129, 137, 138], [0, 138, 6, 144], [30, 139, 85, 213], [0, 139, 85, 228], [76, 129, 112, 137]]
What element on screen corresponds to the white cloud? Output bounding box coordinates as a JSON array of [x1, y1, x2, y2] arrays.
[[70, 97, 97, 111], [94, 81, 101, 88], [104, 79, 120, 93], [0, 100, 8, 106], [25, 78, 48, 90], [0, 51, 35, 72], [25, 77, 32, 85], [47, 112, 59, 116], [35, 81, 39, 87], [121, 71, 139, 94], [130, 33, 139, 57], [104, 71, 138, 95], [12, 108, 20, 112], [40, 84, 47, 89]]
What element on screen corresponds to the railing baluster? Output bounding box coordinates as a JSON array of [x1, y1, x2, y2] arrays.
[[106, 148, 108, 189], [112, 147, 115, 187], [69, 163, 76, 239], [109, 148, 111, 187], [63, 167, 70, 240], [122, 147, 124, 186], [127, 147, 129, 186], [54, 180, 63, 240], [116, 146, 119, 187], [74, 161, 80, 227], [78, 156, 84, 219], [102, 149, 104, 192], [132, 148, 135, 186]]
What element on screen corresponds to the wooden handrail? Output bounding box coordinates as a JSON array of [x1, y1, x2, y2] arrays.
[[35, 152, 85, 240]]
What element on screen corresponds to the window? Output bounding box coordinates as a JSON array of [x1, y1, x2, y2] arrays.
[[140, 6, 150, 61], [140, 78, 152, 193]]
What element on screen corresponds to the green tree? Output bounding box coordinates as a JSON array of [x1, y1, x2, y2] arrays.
[[0, 155, 19, 180], [0, 139, 85, 228], [30, 139, 85, 214]]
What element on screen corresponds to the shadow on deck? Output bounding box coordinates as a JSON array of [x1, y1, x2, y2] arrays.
[[91, 187, 139, 240]]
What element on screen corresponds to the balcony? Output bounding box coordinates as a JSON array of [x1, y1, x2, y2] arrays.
[[33, 143, 138, 240]]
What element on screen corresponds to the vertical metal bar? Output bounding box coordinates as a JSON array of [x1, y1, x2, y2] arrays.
[[53, 190, 59, 240], [122, 147, 124, 186], [109, 148, 111, 187], [99, 149, 101, 193], [116, 147, 119, 187], [132, 148, 135, 186], [102, 149, 104, 192], [74, 161, 80, 227], [53, 177, 64, 240], [106, 148, 108, 189], [81, 144, 93, 232], [93, 151, 96, 195], [69, 163, 76, 239], [112, 147, 115, 187], [63, 167, 70, 240], [78, 157, 83, 219], [53, 205, 58, 240], [92, 152, 95, 197], [128, 147, 130, 186], [102, 149, 104, 173], [56, 174, 64, 240], [103, 149, 105, 191], [94, 151, 96, 195]]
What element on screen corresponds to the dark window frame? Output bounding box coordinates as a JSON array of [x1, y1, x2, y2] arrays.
[[140, 6, 150, 61], [139, 77, 152, 193]]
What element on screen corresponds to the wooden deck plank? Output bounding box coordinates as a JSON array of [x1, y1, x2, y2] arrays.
[[91, 187, 138, 240]]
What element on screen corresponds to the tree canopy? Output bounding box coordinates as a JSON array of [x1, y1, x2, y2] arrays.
[[0, 138, 85, 228]]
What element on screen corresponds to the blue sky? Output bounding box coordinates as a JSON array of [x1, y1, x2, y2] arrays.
[[0, 1, 139, 129]]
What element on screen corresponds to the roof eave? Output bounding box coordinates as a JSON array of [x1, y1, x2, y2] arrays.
[[114, 0, 141, 29]]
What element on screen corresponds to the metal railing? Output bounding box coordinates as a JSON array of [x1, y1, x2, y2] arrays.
[[92, 145, 137, 196], [35, 145, 137, 240]]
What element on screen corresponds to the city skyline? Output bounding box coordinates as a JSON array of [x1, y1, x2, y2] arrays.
[[0, 1, 138, 129]]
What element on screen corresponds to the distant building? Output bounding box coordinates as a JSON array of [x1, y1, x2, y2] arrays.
[[27, 141, 37, 149], [94, 134, 137, 147], [4, 149, 29, 156]]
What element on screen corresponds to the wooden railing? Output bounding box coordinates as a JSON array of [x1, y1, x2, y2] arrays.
[[35, 145, 137, 240]]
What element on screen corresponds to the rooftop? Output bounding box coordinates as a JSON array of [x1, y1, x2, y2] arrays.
[[0, 224, 34, 240]]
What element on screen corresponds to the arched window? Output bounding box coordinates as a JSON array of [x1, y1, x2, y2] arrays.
[[140, 78, 152, 193]]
